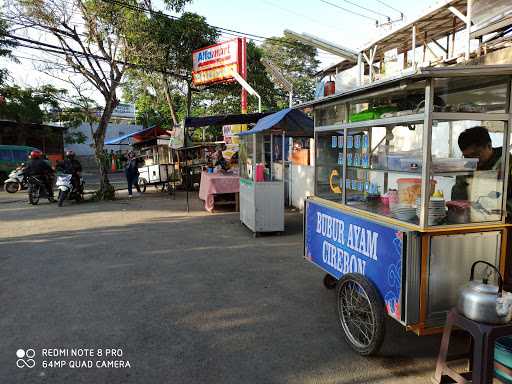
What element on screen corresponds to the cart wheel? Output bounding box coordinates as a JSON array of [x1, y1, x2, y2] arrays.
[[337, 273, 385, 356], [159, 183, 170, 192], [323, 274, 338, 290], [138, 178, 147, 193]]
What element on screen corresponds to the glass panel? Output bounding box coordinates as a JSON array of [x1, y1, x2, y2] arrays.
[[158, 146, 170, 164], [345, 124, 424, 225], [315, 103, 346, 126], [427, 120, 507, 226], [349, 80, 427, 121], [239, 136, 252, 180], [315, 131, 343, 202], [433, 77, 509, 113], [270, 134, 285, 182]]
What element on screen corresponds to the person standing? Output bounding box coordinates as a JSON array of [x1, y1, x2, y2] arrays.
[[124, 151, 141, 198]]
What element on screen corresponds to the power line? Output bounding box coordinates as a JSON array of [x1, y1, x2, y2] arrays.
[[261, 0, 344, 33], [338, 0, 390, 19], [11, 53, 80, 70], [6, 33, 189, 79], [374, 0, 403, 16], [318, 0, 378, 22], [101, 0, 304, 50], [6, 0, 321, 58]]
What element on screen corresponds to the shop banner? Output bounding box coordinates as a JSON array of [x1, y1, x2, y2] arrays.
[[304, 199, 403, 320], [192, 38, 241, 86]]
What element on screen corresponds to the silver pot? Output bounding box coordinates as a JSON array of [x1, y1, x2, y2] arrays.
[[457, 261, 512, 324]]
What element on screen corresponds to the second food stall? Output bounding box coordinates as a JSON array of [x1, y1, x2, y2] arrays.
[[302, 65, 512, 355], [238, 108, 314, 235]]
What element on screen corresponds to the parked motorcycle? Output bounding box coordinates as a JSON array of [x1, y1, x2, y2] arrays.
[[4, 167, 27, 193], [56, 173, 84, 207], [26, 175, 49, 205]]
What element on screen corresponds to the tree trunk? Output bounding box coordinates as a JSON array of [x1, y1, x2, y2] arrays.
[[186, 80, 192, 117], [162, 75, 178, 126], [92, 92, 117, 200]]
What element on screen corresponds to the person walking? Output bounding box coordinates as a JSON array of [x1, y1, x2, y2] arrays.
[[124, 151, 141, 198]]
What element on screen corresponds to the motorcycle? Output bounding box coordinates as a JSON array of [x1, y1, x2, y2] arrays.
[[56, 173, 84, 207], [4, 167, 28, 193], [26, 175, 51, 205]]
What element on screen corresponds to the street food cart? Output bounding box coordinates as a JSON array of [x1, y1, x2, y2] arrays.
[[134, 137, 176, 192], [302, 65, 512, 355], [238, 109, 314, 235]]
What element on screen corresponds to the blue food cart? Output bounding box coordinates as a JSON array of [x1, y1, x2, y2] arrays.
[[302, 65, 512, 355]]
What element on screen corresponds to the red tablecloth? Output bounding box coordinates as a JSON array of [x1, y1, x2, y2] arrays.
[[198, 171, 240, 212]]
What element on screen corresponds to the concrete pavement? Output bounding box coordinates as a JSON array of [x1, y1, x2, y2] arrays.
[[0, 190, 465, 383]]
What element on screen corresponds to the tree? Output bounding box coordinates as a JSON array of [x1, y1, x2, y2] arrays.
[[130, 10, 219, 122], [261, 36, 319, 107], [125, 39, 281, 124], [0, 83, 87, 144], [0, 16, 17, 85], [11, 0, 187, 199], [0, 84, 62, 124]]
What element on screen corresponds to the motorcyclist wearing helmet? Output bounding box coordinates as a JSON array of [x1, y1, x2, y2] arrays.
[[23, 150, 55, 202], [57, 150, 82, 191]]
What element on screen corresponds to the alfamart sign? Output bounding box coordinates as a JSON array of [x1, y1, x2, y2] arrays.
[[192, 38, 243, 86]]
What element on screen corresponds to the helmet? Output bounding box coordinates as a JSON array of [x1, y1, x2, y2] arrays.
[[30, 150, 42, 159], [65, 150, 75, 159]]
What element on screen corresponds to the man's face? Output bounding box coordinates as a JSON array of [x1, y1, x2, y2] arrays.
[[462, 144, 493, 165]]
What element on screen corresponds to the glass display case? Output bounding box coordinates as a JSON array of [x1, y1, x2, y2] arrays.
[[314, 74, 511, 229], [305, 63, 512, 357]]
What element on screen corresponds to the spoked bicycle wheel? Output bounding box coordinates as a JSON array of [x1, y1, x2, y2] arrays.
[[337, 273, 385, 356]]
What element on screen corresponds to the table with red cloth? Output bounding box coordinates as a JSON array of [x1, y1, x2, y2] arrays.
[[198, 171, 240, 212]]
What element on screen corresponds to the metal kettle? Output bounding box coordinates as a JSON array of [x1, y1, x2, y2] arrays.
[[457, 261, 512, 324]]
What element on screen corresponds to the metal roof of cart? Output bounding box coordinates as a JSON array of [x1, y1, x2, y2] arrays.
[[295, 64, 512, 110]]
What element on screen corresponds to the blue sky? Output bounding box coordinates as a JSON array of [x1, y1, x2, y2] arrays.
[[171, 0, 430, 66]]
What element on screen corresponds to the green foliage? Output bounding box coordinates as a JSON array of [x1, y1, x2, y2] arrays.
[[0, 16, 17, 85], [162, 0, 189, 12], [153, 12, 219, 72], [0, 84, 63, 123], [191, 126, 222, 142], [0, 84, 91, 144], [261, 36, 319, 106], [122, 11, 219, 126]]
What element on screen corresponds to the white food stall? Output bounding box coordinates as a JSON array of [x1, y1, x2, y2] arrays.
[[238, 108, 314, 235]]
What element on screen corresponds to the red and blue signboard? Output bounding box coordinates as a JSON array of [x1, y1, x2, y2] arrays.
[[192, 38, 243, 86], [304, 199, 403, 320]]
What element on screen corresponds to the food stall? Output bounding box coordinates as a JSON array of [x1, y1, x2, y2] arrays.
[[170, 144, 212, 190], [134, 137, 176, 192], [238, 108, 313, 235], [105, 126, 177, 192], [302, 65, 512, 355]]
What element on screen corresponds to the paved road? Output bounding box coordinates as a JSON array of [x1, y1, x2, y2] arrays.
[[0, 190, 465, 383]]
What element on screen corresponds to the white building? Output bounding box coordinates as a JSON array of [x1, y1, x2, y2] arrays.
[[65, 103, 143, 162]]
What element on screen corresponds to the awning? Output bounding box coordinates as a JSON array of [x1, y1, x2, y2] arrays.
[[184, 112, 272, 128], [238, 108, 313, 137], [105, 126, 169, 145]]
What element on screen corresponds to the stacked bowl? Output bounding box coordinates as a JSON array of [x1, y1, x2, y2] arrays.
[[415, 197, 446, 225], [391, 204, 417, 221]]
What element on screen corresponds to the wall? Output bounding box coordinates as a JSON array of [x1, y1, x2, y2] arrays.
[[65, 122, 143, 156], [290, 164, 315, 211]]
